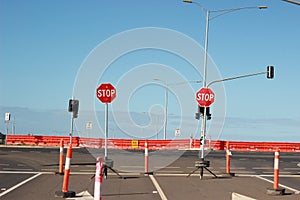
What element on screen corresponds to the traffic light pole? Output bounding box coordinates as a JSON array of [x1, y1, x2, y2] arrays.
[[69, 116, 74, 145], [207, 71, 268, 87]]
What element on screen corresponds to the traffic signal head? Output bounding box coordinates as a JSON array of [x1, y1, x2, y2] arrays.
[[267, 66, 274, 79], [196, 106, 211, 120], [68, 99, 79, 118], [195, 112, 200, 120]]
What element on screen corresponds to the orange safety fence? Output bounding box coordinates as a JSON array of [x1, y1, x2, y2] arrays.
[[4, 135, 300, 152]]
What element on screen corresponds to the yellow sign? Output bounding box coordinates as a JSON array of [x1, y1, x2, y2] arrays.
[[131, 140, 139, 149]]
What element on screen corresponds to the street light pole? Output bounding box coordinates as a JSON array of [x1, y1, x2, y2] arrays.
[[183, 0, 267, 179], [164, 81, 168, 140], [154, 79, 201, 140]]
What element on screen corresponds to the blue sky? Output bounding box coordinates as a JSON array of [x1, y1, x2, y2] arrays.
[[0, 0, 299, 141]]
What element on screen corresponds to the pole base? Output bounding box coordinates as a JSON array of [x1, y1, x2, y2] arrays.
[[55, 191, 76, 198], [266, 188, 285, 196], [222, 172, 235, 177]]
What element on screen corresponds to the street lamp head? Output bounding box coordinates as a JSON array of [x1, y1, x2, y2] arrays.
[[258, 6, 268, 9], [183, 0, 193, 3]]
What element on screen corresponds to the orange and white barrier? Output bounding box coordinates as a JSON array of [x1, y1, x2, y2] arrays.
[[5, 135, 300, 152], [58, 139, 64, 175], [62, 144, 73, 193], [55, 144, 75, 198], [94, 157, 104, 200], [273, 151, 280, 190], [145, 141, 148, 173], [226, 141, 231, 174]]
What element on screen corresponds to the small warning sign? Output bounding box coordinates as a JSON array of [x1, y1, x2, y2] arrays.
[[131, 140, 139, 149]]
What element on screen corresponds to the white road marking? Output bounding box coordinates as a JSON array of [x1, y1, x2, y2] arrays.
[[149, 174, 167, 200], [120, 166, 144, 168], [154, 166, 180, 169], [220, 167, 246, 170], [232, 171, 256, 174], [255, 175, 300, 194], [0, 173, 42, 197], [283, 168, 300, 171], [40, 168, 58, 172], [252, 167, 272, 170], [3, 168, 33, 171], [156, 170, 184, 173], [262, 171, 292, 174]]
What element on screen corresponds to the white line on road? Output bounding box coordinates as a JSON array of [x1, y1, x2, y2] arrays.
[[3, 168, 33, 171], [0, 171, 54, 174], [0, 173, 42, 197], [255, 175, 300, 194], [154, 166, 180, 169], [156, 170, 184, 173], [262, 171, 292, 174], [149, 174, 167, 200], [252, 167, 273, 170], [283, 168, 300, 171], [220, 167, 246, 170], [120, 166, 144, 168]]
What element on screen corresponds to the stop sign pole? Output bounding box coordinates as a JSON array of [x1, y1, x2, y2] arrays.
[[96, 83, 116, 160], [195, 87, 215, 162]]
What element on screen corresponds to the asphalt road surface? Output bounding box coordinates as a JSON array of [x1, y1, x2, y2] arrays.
[[0, 146, 299, 200]]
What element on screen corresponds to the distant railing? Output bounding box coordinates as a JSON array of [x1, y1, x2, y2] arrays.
[[4, 135, 300, 152]]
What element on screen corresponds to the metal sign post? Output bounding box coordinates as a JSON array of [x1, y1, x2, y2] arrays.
[[96, 83, 121, 179], [5, 113, 10, 136], [104, 103, 108, 159]]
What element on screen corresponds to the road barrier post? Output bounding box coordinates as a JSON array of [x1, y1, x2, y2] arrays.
[[267, 150, 285, 195], [226, 141, 230, 174], [274, 151, 280, 189], [94, 157, 104, 200], [55, 144, 76, 198], [145, 140, 149, 174], [225, 141, 235, 176], [58, 139, 64, 175]]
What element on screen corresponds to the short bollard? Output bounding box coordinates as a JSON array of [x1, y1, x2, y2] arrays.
[[55, 144, 76, 198], [58, 139, 64, 175], [144, 141, 149, 174], [94, 157, 104, 200], [267, 150, 285, 195]]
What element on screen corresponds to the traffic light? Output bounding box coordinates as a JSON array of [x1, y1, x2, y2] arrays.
[[195, 112, 200, 120], [195, 106, 211, 120], [68, 99, 79, 118], [267, 66, 274, 79]]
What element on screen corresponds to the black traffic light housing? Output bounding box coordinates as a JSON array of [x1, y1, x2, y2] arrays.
[[267, 66, 274, 79], [195, 106, 211, 120], [68, 99, 79, 118]]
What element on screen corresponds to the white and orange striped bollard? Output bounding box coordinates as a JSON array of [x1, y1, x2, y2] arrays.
[[58, 139, 64, 175], [94, 157, 104, 200], [273, 151, 280, 190], [267, 150, 285, 195], [145, 141, 149, 174], [55, 144, 75, 198], [226, 141, 231, 174]]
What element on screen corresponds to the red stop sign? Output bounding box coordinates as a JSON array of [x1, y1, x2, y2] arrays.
[[96, 83, 116, 103], [196, 87, 215, 107]]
